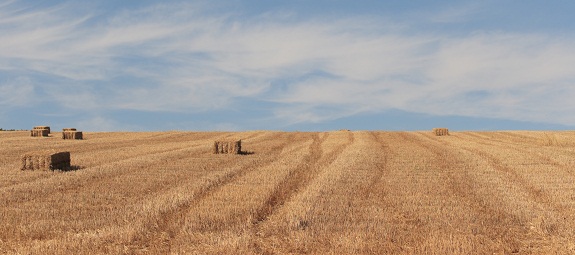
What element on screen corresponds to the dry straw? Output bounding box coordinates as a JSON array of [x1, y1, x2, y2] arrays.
[[30, 129, 49, 137], [213, 140, 242, 154], [21, 151, 70, 171], [62, 131, 83, 140], [433, 128, 449, 136], [62, 128, 77, 132], [33, 126, 50, 134]]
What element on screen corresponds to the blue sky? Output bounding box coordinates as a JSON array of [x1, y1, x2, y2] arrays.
[[1, 0, 575, 131]]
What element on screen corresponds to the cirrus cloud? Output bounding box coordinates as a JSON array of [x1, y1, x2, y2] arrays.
[[1, 0, 575, 130]]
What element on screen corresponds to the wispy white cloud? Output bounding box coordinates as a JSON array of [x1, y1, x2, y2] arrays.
[[268, 29, 575, 125], [0, 77, 34, 107], [427, 3, 481, 23], [415, 33, 575, 122], [75, 116, 141, 132], [1, 1, 575, 130]]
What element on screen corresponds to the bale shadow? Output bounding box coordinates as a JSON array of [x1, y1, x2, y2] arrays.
[[55, 165, 84, 172], [239, 151, 255, 155]]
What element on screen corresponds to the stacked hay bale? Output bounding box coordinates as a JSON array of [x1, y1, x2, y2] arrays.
[[31, 126, 50, 137], [213, 140, 242, 154], [34, 126, 50, 133], [432, 128, 449, 136], [62, 128, 83, 140], [62, 131, 83, 140], [21, 151, 70, 171]]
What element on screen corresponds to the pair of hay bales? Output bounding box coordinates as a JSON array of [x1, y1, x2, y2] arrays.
[[30, 126, 83, 139], [21, 151, 71, 171], [213, 140, 242, 154]]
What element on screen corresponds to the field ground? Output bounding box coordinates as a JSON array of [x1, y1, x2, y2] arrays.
[[1, 130, 575, 254]]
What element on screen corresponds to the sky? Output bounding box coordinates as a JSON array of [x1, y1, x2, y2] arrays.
[[1, 0, 575, 131]]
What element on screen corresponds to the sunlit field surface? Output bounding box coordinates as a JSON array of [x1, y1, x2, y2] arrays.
[[1, 130, 575, 254]]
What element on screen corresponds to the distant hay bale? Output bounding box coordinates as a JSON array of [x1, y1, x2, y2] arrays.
[[432, 128, 449, 136], [21, 151, 70, 171], [31, 129, 49, 137], [62, 131, 83, 140], [62, 128, 77, 132], [33, 126, 50, 134], [213, 140, 241, 154]]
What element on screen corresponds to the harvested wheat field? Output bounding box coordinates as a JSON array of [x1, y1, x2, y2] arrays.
[[1, 130, 575, 254]]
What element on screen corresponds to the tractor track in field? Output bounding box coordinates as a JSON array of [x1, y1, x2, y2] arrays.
[[436, 133, 573, 213], [416, 133, 561, 208], [128, 132, 298, 254], [253, 131, 355, 223], [253, 132, 354, 221], [456, 132, 575, 179], [250, 132, 327, 225], [430, 131, 575, 177], [451, 132, 574, 177], [368, 132, 437, 252], [417, 133, 575, 242], [248, 131, 355, 253], [489, 131, 543, 145], [391, 132, 533, 252], [360, 131, 389, 199], [454, 133, 565, 166]]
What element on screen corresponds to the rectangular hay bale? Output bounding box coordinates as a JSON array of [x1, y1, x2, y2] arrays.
[[33, 126, 50, 134], [62, 131, 83, 140], [62, 128, 77, 132], [21, 151, 71, 171], [213, 140, 242, 154], [432, 128, 449, 136], [31, 129, 49, 137]]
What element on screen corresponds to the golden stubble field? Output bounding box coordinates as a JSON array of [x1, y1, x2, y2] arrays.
[[1, 130, 575, 254]]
